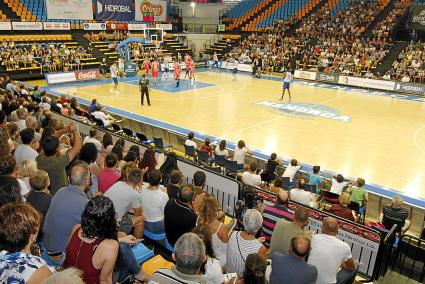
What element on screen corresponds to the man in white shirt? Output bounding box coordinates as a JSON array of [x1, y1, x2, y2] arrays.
[[308, 217, 357, 284], [184, 132, 197, 148], [83, 128, 102, 152], [92, 105, 115, 127], [105, 168, 145, 239], [242, 162, 262, 187], [282, 159, 301, 183], [290, 179, 316, 208], [14, 128, 38, 164]]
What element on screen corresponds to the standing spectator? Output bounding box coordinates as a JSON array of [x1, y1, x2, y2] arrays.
[[164, 184, 198, 246], [63, 196, 119, 284], [150, 233, 207, 283], [36, 123, 82, 195], [242, 161, 262, 187], [270, 235, 318, 284], [42, 161, 90, 265], [282, 159, 301, 183], [140, 169, 169, 234], [0, 204, 55, 283], [290, 179, 316, 208], [83, 128, 102, 152], [233, 140, 251, 169], [192, 224, 224, 284], [226, 209, 267, 277], [308, 166, 324, 193], [308, 217, 356, 284], [269, 206, 310, 255], [166, 169, 183, 199], [261, 189, 293, 247], [14, 128, 38, 164], [98, 153, 120, 194], [105, 168, 145, 239], [261, 153, 281, 183]]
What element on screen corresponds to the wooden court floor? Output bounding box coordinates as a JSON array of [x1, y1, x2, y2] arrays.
[[30, 70, 425, 201]]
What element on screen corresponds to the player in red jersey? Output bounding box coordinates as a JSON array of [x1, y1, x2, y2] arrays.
[[184, 54, 191, 79], [189, 59, 196, 81], [151, 59, 160, 86], [143, 59, 150, 76], [174, 61, 182, 87]]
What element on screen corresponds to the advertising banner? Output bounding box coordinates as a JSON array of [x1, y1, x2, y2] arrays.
[[410, 5, 425, 30], [106, 23, 128, 31], [75, 69, 101, 81], [294, 70, 316, 81], [316, 72, 339, 83], [135, 0, 167, 22], [0, 21, 12, 31], [43, 22, 71, 30], [156, 23, 172, 30], [220, 61, 253, 72], [46, 69, 100, 84], [83, 22, 106, 30], [95, 0, 135, 21], [338, 75, 366, 87], [46, 0, 93, 20], [363, 78, 396, 91], [395, 82, 425, 95], [128, 23, 147, 30], [124, 62, 137, 77], [12, 22, 43, 30]]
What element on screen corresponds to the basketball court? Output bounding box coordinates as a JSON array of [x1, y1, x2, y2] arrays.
[[29, 69, 425, 202]]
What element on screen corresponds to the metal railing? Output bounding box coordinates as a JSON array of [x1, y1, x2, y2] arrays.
[[391, 234, 425, 282]]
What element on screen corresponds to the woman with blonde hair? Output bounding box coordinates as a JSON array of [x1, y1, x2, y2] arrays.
[[43, 268, 84, 284], [198, 195, 229, 268], [18, 159, 38, 191]]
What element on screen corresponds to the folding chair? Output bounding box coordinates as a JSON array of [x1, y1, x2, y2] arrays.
[[153, 137, 172, 151], [111, 123, 123, 134], [122, 127, 135, 139], [184, 144, 195, 159], [215, 154, 227, 168], [197, 150, 209, 164], [136, 132, 153, 144]]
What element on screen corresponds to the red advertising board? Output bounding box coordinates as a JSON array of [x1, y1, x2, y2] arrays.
[[106, 22, 129, 30], [75, 70, 101, 81]]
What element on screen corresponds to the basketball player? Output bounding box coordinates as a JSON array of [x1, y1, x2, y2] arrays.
[[163, 54, 172, 81], [174, 61, 182, 87], [151, 59, 160, 86], [139, 73, 151, 106], [232, 58, 239, 80], [143, 59, 150, 77], [281, 70, 293, 100], [189, 59, 196, 81], [184, 53, 191, 79], [110, 63, 119, 94]]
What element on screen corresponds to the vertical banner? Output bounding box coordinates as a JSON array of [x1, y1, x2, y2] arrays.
[[410, 5, 425, 30], [45, 0, 93, 20], [95, 0, 135, 21], [135, 0, 167, 22]]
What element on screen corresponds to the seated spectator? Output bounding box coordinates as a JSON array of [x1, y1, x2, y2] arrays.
[[184, 131, 198, 148], [25, 116, 41, 142], [192, 224, 224, 284], [17, 159, 37, 191], [83, 128, 102, 152], [88, 99, 102, 114], [14, 128, 38, 164], [26, 170, 51, 240], [42, 161, 90, 264], [105, 168, 145, 239], [242, 161, 262, 187], [269, 177, 284, 194], [381, 195, 410, 232], [308, 217, 357, 284], [270, 235, 318, 284], [269, 206, 310, 255], [63, 196, 119, 283], [193, 170, 207, 195], [308, 165, 323, 193], [36, 123, 82, 195], [140, 169, 169, 234], [0, 175, 22, 207], [261, 189, 293, 247], [198, 195, 229, 268], [164, 184, 198, 246], [329, 193, 356, 222], [101, 132, 114, 155], [79, 142, 101, 198], [98, 153, 120, 194], [282, 159, 301, 183], [0, 204, 55, 283], [166, 169, 183, 199], [226, 209, 267, 277], [159, 152, 179, 185], [92, 106, 114, 126], [330, 174, 351, 195], [347, 178, 368, 210], [150, 233, 207, 283], [233, 140, 251, 169], [214, 139, 229, 157], [229, 253, 268, 284], [261, 153, 281, 183], [139, 148, 157, 179], [43, 268, 84, 284], [0, 155, 30, 199], [290, 179, 316, 208], [16, 108, 28, 132]]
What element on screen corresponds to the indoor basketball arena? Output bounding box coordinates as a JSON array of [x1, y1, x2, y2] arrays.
[[0, 0, 424, 283]]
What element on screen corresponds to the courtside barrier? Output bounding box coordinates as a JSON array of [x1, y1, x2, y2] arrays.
[[45, 69, 101, 84], [244, 185, 382, 280]]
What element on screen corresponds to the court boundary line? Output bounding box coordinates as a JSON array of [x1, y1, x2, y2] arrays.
[[414, 125, 425, 156]]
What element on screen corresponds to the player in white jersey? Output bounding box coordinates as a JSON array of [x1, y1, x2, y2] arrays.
[[281, 70, 293, 100], [163, 55, 172, 81], [232, 58, 239, 80], [110, 63, 119, 94]]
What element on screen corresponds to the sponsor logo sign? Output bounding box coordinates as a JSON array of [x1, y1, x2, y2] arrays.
[[135, 0, 167, 22], [75, 70, 101, 81], [83, 22, 106, 30], [46, 0, 93, 20], [411, 5, 425, 29], [95, 0, 135, 21], [106, 23, 128, 31], [396, 82, 425, 95], [46, 69, 100, 84], [256, 101, 351, 123], [128, 23, 147, 30], [316, 72, 338, 83], [12, 22, 42, 30], [43, 22, 71, 30], [156, 23, 172, 30], [0, 21, 12, 31], [294, 70, 316, 81]]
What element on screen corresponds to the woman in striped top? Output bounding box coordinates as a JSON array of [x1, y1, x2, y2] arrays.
[[226, 209, 267, 277]]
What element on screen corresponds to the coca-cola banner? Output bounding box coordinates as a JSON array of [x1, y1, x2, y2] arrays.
[[135, 0, 167, 22], [46, 69, 101, 84]]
